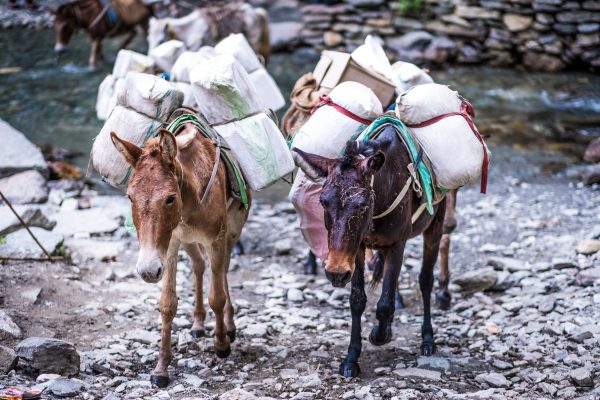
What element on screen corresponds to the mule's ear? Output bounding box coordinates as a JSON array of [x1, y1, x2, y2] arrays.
[[292, 148, 333, 181], [175, 126, 197, 150], [361, 150, 385, 175], [159, 129, 177, 165], [111, 131, 142, 166]]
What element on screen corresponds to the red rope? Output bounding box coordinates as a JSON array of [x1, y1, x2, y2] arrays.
[[406, 101, 489, 194], [311, 95, 374, 126]]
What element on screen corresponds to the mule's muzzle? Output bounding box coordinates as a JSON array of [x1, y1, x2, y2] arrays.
[[325, 270, 352, 288], [136, 248, 164, 283], [139, 266, 163, 283]]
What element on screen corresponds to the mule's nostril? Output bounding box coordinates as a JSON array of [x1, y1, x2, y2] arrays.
[[156, 267, 162, 279], [341, 271, 352, 283]]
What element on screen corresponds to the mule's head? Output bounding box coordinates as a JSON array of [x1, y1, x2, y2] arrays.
[[111, 129, 191, 283], [293, 141, 387, 288], [49, 4, 76, 53]]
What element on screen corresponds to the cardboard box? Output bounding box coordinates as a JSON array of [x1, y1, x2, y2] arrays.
[[312, 50, 396, 107]]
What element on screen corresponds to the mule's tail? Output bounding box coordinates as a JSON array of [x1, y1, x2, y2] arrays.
[[368, 250, 384, 288], [255, 7, 270, 65]]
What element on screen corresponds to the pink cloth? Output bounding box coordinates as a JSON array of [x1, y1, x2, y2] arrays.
[[289, 173, 329, 261]]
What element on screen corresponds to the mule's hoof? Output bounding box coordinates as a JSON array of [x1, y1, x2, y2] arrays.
[[436, 291, 452, 310], [368, 325, 392, 346], [191, 329, 205, 339], [420, 342, 437, 356], [215, 346, 231, 358], [150, 374, 169, 388], [339, 361, 360, 378], [227, 330, 236, 343]]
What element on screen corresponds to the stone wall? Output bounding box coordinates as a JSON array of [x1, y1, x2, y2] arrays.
[[272, 0, 600, 72]]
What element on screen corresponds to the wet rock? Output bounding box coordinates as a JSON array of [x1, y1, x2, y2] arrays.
[[48, 379, 85, 397], [581, 164, 600, 185], [0, 170, 48, 205], [476, 372, 511, 388], [570, 367, 594, 386], [0, 345, 18, 373], [583, 137, 600, 162], [15, 337, 80, 376], [0, 207, 56, 236], [522, 52, 566, 71], [576, 239, 600, 255], [394, 367, 441, 380], [0, 119, 47, 179], [503, 14, 533, 31], [0, 310, 21, 340], [454, 268, 498, 292], [0, 227, 63, 259]]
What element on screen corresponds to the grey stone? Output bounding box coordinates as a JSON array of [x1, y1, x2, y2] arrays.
[[270, 22, 303, 51], [416, 356, 450, 370], [538, 382, 557, 396], [455, 6, 500, 19], [0, 170, 48, 205], [556, 11, 600, 23], [0, 227, 63, 259], [579, 22, 600, 33], [274, 238, 293, 255], [287, 288, 304, 302], [53, 209, 120, 237], [0, 345, 18, 373], [0, 310, 21, 340], [244, 323, 268, 338], [454, 268, 498, 292], [292, 372, 321, 388], [551, 257, 578, 269], [523, 52, 566, 71], [48, 379, 85, 397], [487, 256, 529, 272], [582, 164, 600, 185], [503, 14, 533, 31], [21, 287, 42, 305], [570, 367, 593, 386], [0, 119, 47, 179], [388, 31, 433, 51], [15, 337, 80, 376], [492, 359, 513, 370], [576, 267, 600, 286], [394, 367, 442, 380], [584, 137, 600, 162], [65, 238, 126, 263], [345, 0, 384, 7], [329, 288, 350, 301], [476, 372, 511, 388], [0, 207, 56, 236], [126, 329, 159, 345], [576, 239, 600, 255]]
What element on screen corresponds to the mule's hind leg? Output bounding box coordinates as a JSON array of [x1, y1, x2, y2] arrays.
[[151, 240, 180, 388], [339, 247, 366, 378], [183, 243, 207, 338], [207, 239, 231, 358], [420, 201, 446, 356], [369, 245, 404, 346], [436, 189, 457, 310]]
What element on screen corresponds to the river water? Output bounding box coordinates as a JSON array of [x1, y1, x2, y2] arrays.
[[0, 28, 598, 200]]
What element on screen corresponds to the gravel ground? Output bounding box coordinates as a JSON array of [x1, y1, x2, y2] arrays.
[[0, 142, 599, 399]]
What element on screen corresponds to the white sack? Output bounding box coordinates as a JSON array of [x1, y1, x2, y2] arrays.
[[396, 83, 462, 125], [171, 47, 216, 83], [249, 68, 286, 112], [117, 71, 184, 121], [91, 106, 166, 187], [214, 112, 295, 191], [96, 75, 125, 121], [189, 55, 262, 125], [291, 81, 382, 158], [149, 40, 186, 73], [351, 35, 394, 83], [113, 49, 155, 79], [408, 115, 488, 190], [174, 82, 196, 108], [391, 61, 434, 94], [214, 33, 263, 74]]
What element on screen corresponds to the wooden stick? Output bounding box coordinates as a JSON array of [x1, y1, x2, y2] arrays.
[[0, 256, 64, 262], [0, 190, 55, 262]]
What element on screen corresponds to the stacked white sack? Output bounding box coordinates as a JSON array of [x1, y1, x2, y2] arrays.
[[391, 61, 434, 93], [396, 83, 490, 190], [91, 106, 167, 186], [174, 82, 196, 108], [171, 47, 217, 82], [96, 75, 125, 121], [291, 81, 382, 158], [189, 55, 262, 125], [351, 35, 395, 84], [113, 49, 155, 78], [149, 40, 186, 73], [215, 33, 263, 73], [214, 112, 295, 191], [117, 71, 184, 121], [249, 68, 286, 111], [91, 73, 183, 187]]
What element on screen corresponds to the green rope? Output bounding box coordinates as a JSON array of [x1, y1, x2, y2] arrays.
[[359, 116, 435, 215]]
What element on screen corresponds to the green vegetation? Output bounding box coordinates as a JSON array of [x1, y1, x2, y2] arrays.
[[53, 242, 66, 257], [393, 0, 424, 14], [0, 235, 5, 245]]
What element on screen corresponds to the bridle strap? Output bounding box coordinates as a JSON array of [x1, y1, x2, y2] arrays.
[[372, 175, 413, 219], [199, 140, 221, 207]]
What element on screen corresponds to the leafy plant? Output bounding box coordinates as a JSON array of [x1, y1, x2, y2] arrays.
[[0, 235, 5, 245], [394, 0, 424, 14]]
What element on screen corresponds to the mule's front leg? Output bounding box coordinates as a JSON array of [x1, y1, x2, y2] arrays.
[[89, 38, 100, 70], [369, 246, 404, 346], [436, 189, 457, 309], [151, 241, 180, 388], [208, 240, 231, 358], [339, 250, 366, 378], [420, 202, 446, 356], [183, 243, 206, 338]]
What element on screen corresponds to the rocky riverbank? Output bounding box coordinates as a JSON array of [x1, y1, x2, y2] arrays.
[[0, 114, 599, 399]]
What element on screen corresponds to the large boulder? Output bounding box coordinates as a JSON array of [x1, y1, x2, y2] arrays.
[[0, 227, 63, 259], [0, 207, 56, 236], [15, 337, 80, 376], [583, 137, 600, 163], [0, 345, 18, 373], [0, 119, 47, 179], [0, 170, 48, 205], [0, 310, 21, 341], [454, 268, 498, 292]]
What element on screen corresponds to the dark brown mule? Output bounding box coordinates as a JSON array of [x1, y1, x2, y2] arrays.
[[49, 0, 152, 68], [111, 125, 251, 387], [294, 124, 446, 377]]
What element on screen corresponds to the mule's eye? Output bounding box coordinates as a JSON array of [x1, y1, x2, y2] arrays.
[[126, 194, 132, 202], [166, 195, 175, 205]]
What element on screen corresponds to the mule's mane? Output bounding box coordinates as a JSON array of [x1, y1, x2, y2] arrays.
[[58, 0, 96, 14], [339, 140, 378, 169]]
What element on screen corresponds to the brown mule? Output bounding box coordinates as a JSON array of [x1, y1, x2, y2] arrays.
[[49, 0, 152, 68], [111, 126, 251, 387], [293, 124, 446, 377]]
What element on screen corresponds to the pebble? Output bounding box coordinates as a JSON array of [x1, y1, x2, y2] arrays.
[[476, 372, 511, 388], [570, 367, 594, 386]]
